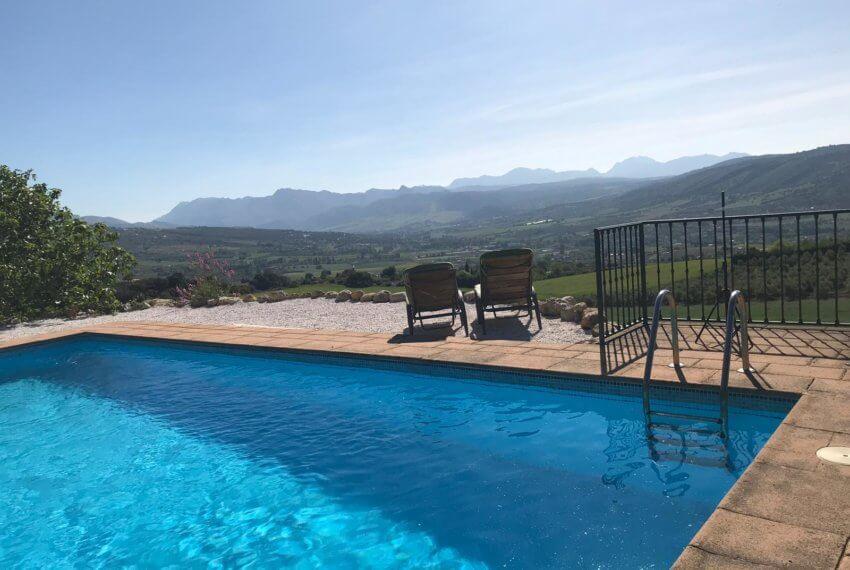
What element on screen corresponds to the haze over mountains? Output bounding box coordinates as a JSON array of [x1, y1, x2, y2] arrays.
[[84, 147, 850, 234], [447, 152, 747, 188]]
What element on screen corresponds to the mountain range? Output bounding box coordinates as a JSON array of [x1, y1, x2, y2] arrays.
[[83, 147, 850, 234]]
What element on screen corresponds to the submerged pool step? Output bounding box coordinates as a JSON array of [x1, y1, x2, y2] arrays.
[[648, 410, 722, 424], [650, 450, 730, 469], [647, 431, 726, 450]]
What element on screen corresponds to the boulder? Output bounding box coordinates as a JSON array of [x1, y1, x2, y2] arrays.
[[559, 305, 577, 322], [580, 308, 600, 330], [350, 290, 364, 302], [324, 291, 338, 300], [241, 294, 257, 303], [361, 292, 376, 302], [149, 298, 175, 308], [389, 292, 407, 303], [463, 290, 476, 303], [373, 290, 391, 303], [310, 290, 324, 299], [217, 296, 240, 305], [336, 289, 352, 302], [206, 298, 219, 307], [591, 324, 601, 337], [572, 302, 588, 321], [261, 291, 287, 303], [541, 296, 575, 319]]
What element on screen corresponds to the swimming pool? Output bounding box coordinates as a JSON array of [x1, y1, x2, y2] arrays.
[[0, 335, 792, 567]]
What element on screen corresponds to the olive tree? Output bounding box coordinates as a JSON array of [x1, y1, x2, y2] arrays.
[[0, 166, 136, 322]]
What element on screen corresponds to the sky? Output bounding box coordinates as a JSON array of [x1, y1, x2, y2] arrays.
[[2, 1, 850, 221]]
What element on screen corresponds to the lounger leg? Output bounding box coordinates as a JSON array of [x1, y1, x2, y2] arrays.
[[406, 305, 415, 335], [476, 301, 486, 335], [531, 292, 542, 329], [459, 303, 469, 336]]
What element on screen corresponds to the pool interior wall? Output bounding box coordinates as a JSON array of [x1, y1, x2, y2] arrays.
[[0, 335, 794, 568]]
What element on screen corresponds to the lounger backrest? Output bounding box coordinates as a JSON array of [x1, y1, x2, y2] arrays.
[[403, 263, 459, 312], [479, 249, 534, 304]]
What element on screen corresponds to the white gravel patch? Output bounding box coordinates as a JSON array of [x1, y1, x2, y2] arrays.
[[1, 299, 592, 345]]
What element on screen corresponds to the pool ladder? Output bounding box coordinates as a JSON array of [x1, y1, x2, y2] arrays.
[[643, 289, 753, 439]]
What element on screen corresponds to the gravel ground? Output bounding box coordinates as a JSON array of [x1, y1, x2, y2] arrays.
[[0, 298, 592, 345]]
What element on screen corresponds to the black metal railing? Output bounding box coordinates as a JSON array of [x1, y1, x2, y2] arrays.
[[594, 208, 850, 374]]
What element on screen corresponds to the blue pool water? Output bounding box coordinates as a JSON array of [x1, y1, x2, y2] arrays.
[[0, 336, 791, 568]]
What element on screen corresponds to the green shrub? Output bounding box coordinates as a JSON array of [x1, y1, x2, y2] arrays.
[[0, 166, 135, 322], [188, 278, 226, 308]]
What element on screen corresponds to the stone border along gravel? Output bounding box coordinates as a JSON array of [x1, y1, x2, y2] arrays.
[[1, 294, 594, 345]]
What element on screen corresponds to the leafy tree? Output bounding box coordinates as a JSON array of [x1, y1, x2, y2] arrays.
[[380, 265, 398, 279], [0, 166, 135, 322], [249, 269, 291, 291], [334, 268, 374, 288]]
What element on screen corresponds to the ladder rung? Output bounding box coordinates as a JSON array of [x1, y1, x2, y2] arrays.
[[648, 410, 722, 423]]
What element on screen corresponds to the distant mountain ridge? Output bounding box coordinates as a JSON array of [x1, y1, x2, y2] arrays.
[[148, 151, 748, 230], [91, 147, 850, 234], [447, 152, 748, 188], [448, 167, 600, 189], [605, 152, 749, 178], [80, 216, 175, 229]]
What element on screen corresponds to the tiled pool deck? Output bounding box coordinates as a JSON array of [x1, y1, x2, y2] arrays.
[[3, 321, 848, 568]]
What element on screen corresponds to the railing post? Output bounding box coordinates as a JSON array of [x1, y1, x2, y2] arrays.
[[639, 223, 648, 326], [594, 229, 608, 375]]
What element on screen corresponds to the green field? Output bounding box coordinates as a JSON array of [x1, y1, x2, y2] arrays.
[[268, 258, 849, 323], [274, 259, 723, 300], [534, 259, 720, 299]]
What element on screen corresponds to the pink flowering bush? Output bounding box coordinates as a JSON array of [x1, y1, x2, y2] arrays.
[[176, 250, 236, 308]]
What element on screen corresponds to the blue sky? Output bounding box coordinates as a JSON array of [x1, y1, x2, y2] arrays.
[[2, 1, 849, 221]]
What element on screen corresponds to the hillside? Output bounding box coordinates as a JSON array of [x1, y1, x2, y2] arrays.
[[155, 178, 645, 231], [596, 144, 850, 221], [311, 178, 646, 232]]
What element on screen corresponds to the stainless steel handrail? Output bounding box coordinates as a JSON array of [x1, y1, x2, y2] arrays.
[[719, 290, 753, 436], [642, 289, 681, 418]]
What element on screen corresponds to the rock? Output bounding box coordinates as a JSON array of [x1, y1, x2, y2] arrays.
[[372, 290, 391, 303], [389, 292, 407, 303], [310, 290, 324, 299], [350, 290, 364, 302], [261, 291, 287, 303], [463, 290, 476, 303], [572, 302, 588, 321], [206, 298, 219, 307], [324, 291, 338, 300], [580, 308, 600, 330], [592, 324, 601, 337], [241, 294, 256, 303], [336, 290, 352, 302], [541, 296, 576, 319], [559, 305, 577, 322], [361, 292, 376, 302], [123, 300, 150, 312], [149, 298, 174, 308], [217, 296, 239, 305]]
